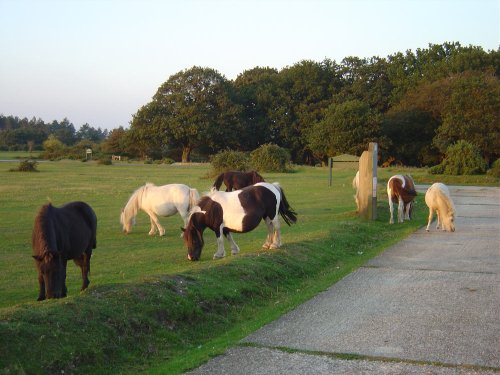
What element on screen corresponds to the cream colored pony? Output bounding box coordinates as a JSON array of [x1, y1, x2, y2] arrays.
[[425, 183, 456, 232], [352, 171, 360, 212], [120, 183, 200, 236]]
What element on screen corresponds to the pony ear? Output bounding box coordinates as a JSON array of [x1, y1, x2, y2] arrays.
[[180, 227, 185, 232], [32, 255, 43, 261]]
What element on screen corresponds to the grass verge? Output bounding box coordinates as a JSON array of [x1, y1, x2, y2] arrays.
[[0, 200, 426, 375]]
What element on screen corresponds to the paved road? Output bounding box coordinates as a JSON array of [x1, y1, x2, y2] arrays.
[[187, 186, 500, 374]]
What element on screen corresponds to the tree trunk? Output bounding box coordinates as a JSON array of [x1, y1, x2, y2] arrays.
[[181, 146, 192, 163]]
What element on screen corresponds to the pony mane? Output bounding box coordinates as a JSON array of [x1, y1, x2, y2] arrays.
[[123, 183, 153, 219], [441, 188, 456, 216], [32, 204, 55, 255]]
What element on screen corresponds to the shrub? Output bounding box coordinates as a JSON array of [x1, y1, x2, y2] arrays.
[[428, 140, 486, 175], [97, 158, 112, 165], [487, 158, 500, 178], [9, 159, 39, 172], [209, 150, 250, 177], [250, 144, 291, 173]]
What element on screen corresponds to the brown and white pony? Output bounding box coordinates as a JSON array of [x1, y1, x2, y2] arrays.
[[182, 182, 297, 261], [387, 175, 417, 224], [425, 183, 456, 232], [32, 201, 97, 300], [212, 170, 265, 192]]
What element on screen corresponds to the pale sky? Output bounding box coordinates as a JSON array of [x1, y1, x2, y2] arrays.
[[1, 0, 498, 131]]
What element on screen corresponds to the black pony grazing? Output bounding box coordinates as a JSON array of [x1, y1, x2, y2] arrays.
[[32, 201, 97, 300], [212, 170, 265, 192], [183, 182, 297, 261]]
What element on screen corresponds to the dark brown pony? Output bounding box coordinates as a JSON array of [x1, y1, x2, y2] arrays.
[[212, 170, 265, 192], [32, 201, 97, 300], [387, 175, 417, 224]]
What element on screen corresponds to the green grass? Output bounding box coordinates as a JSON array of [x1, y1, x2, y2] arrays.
[[0, 158, 497, 374]]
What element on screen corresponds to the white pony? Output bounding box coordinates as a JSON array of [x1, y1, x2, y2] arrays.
[[120, 183, 200, 236], [425, 182, 456, 232], [352, 170, 360, 212]]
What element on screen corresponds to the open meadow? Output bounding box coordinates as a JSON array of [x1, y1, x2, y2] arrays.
[[0, 157, 496, 374]]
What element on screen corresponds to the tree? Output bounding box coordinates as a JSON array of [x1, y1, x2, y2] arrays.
[[434, 71, 500, 163], [233, 67, 280, 150], [76, 124, 108, 142], [101, 127, 129, 155], [307, 100, 381, 162], [130, 66, 241, 162]]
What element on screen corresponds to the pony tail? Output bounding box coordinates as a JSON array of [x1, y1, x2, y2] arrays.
[[213, 173, 225, 190], [276, 186, 297, 226]]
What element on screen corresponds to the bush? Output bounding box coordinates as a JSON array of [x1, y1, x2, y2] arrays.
[[428, 140, 487, 175], [250, 144, 291, 173], [97, 158, 112, 165], [9, 159, 39, 172], [209, 150, 250, 177], [487, 158, 500, 178]]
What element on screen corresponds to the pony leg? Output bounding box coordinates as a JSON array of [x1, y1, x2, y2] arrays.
[[404, 203, 411, 220], [213, 224, 226, 259], [262, 218, 274, 249], [225, 232, 240, 255], [74, 253, 91, 291], [388, 198, 394, 224], [269, 218, 282, 249], [436, 210, 442, 230], [37, 272, 46, 301], [426, 208, 434, 231], [148, 212, 165, 236], [397, 198, 404, 223]]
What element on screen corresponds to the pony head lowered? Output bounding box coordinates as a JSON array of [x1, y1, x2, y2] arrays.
[[120, 184, 145, 233], [182, 205, 212, 261], [183, 182, 297, 261], [425, 183, 456, 232], [32, 201, 97, 300]]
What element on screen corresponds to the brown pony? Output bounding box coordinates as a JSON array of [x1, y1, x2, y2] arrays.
[[212, 170, 265, 192], [32, 201, 97, 300], [387, 175, 417, 224]]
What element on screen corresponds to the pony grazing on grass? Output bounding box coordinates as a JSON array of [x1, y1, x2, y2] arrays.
[[32, 201, 97, 300], [387, 174, 417, 224], [425, 183, 456, 232], [182, 182, 297, 261], [121, 183, 199, 236], [212, 170, 265, 192]]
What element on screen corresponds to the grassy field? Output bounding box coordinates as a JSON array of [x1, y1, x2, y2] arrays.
[[0, 158, 497, 374]]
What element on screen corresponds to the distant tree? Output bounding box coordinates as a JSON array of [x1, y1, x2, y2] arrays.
[[307, 100, 381, 162], [233, 67, 280, 150], [47, 118, 77, 145], [76, 123, 108, 142], [434, 71, 500, 163], [381, 110, 440, 166], [131, 66, 241, 162], [101, 126, 129, 155]]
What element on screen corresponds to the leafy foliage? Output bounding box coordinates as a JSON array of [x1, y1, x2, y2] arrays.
[[209, 150, 250, 177], [250, 143, 291, 172], [430, 140, 487, 175], [9, 159, 39, 172]]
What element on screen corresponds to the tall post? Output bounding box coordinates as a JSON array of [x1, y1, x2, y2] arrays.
[[358, 143, 378, 220]]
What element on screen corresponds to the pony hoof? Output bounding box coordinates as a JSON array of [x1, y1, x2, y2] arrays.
[[213, 254, 225, 260], [262, 244, 271, 249], [269, 244, 279, 250]]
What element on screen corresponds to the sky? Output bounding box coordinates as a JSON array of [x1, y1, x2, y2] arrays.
[[0, 0, 498, 131]]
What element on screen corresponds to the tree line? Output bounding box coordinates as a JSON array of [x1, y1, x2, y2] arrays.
[[2, 42, 499, 166]]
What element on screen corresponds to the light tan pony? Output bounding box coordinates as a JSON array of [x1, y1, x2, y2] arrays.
[[425, 183, 456, 232]]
